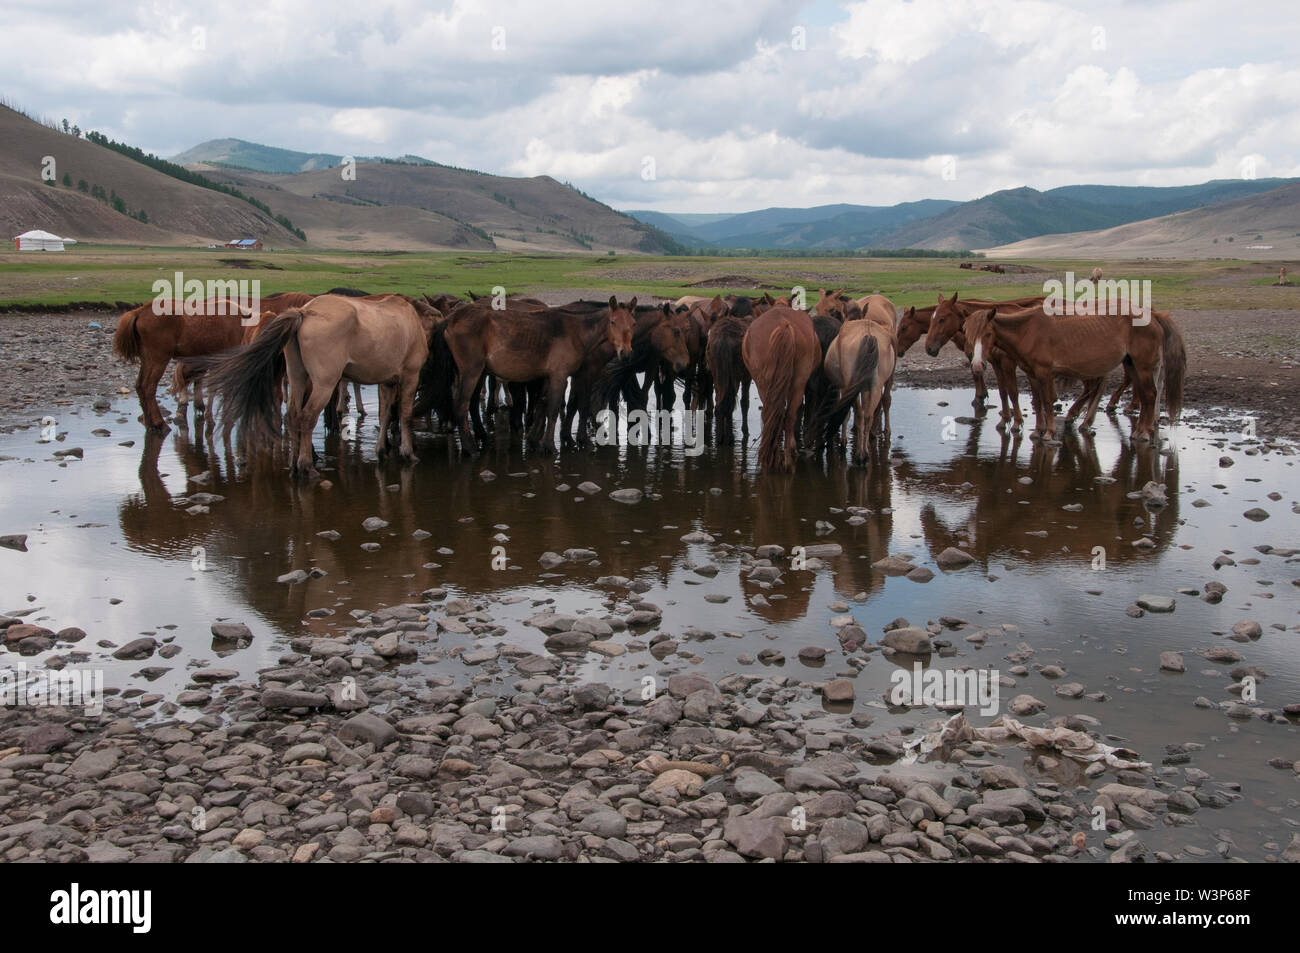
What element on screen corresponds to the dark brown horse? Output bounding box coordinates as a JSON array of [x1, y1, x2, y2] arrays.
[[706, 312, 753, 446], [427, 297, 636, 455], [569, 302, 690, 447], [742, 305, 820, 473]]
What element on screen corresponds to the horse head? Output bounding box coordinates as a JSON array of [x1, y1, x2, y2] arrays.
[[896, 306, 925, 355], [607, 296, 636, 359], [925, 290, 961, 356], [653, 305, 691, 373]]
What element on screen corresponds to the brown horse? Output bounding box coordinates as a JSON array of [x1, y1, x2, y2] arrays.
[[203, 294, 435, 479], [578, 302, 691, 446], [742, 305, 820, 473], [113, 291, 316, 431], [922, 292, 1047, 429], [962, 304, 1184, 442], [706, 312, 754, 446], [427, 297, 636, 455]]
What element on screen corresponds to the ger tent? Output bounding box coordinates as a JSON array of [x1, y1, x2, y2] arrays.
[[14, 230, 76, 251]]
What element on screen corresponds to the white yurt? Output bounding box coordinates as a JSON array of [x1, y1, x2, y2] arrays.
[[14, 229, 76, 251]]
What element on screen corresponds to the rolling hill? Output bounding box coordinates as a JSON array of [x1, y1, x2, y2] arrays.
[[189, 161, 675, 253], [628, 179, 1298, 251], [0, 110, 681, 252], [983, 181, 1300, 259], [0, 105, 303, 246]]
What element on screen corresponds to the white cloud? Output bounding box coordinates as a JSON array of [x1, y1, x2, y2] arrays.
[[0, 0, 1296, 212]]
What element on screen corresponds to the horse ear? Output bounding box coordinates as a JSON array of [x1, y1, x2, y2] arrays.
[[937, 293, 945, 306], [628, 297, 637, 311], [949, 290, 959, 305], [608, 295, 618, 311], [905, 306, 915, 318]]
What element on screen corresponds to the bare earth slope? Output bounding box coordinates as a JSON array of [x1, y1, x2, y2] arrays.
[[983, 183, 1300, 259], [0, 106, 302, 246]]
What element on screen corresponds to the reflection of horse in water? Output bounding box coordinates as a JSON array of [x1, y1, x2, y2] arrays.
[[719, 453, 897, 622], [897, 419, 1180, 569]]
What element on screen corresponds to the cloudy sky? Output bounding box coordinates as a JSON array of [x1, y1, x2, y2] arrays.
[[3, 0, 1297, 213]]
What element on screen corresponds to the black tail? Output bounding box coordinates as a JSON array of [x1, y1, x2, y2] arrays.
[[414, 322, 456, 421], [809, 335, 878, 447], [204, 309, 304, 446]]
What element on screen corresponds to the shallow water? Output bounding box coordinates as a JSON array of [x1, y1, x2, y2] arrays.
[[1, 386, 1297, 861]]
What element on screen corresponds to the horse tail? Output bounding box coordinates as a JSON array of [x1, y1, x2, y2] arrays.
[[414, 321, 456, 421], [1158, 311, 1185, 425], [809, 335, 878, 446], [758, 320, 798, 472], [113, 307, 142, 363], [204, 308, 304, 445]]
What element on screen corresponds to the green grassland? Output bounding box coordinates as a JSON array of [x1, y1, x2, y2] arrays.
[[0, 245, 1293, 311]]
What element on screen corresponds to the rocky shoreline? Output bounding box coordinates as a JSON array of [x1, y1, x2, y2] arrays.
[[3, 584, 1297, 864]]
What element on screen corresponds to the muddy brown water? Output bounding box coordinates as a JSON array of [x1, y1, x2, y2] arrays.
[[1, 386, 1297, 861]]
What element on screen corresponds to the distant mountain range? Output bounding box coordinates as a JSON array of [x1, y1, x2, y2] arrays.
[[986, 182, 1300, 259], [4, 103, 1294, 257], [627, 178, 1300, 251]]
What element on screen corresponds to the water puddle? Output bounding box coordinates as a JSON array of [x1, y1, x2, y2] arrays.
[[1, 386, 1296, 860]]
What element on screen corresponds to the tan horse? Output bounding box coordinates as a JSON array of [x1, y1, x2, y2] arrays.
[[963, 305, 1185, 442], [742, 305, 820, 473], [815, 311, 898, 464], [204, 294, 434, 479]]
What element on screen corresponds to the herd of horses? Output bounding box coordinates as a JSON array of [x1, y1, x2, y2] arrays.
[[110, 278, 1187, 479]]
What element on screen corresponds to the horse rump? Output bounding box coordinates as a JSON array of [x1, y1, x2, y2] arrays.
[[112, 306, 144, 363]]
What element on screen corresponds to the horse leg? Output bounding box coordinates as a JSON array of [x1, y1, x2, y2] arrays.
[[1131, 359, 1159, 443], [971, 365, 988, 409], [540, 377, 565, 456], [295, 385, 333, 480], [852, 391, 869, 466], [1106, 364, 1131, 415], [1040, 377, 1059, 442], [469, 376, 490, 447], [375, 384, 394, 456], [353, 381, 365, 419], [740, 376, 751, 435], [397, 371, 418, 464], [138, 357, 169, 432], [782, 400, 799, 472]]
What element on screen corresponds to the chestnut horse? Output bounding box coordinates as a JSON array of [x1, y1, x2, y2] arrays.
[[921, 292, 1048, 430], [742, 305, 820, 473], [114, 291, 314, 431], [425, 297, 636, 455], [962, 304, 1185, 442], [202, 294, 435, 479]]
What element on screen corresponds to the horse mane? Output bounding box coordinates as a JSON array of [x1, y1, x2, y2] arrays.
[[325, 287, 371, 297]]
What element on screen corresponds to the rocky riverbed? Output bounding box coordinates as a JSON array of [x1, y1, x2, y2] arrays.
[[2, 580, 1297, 863]]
